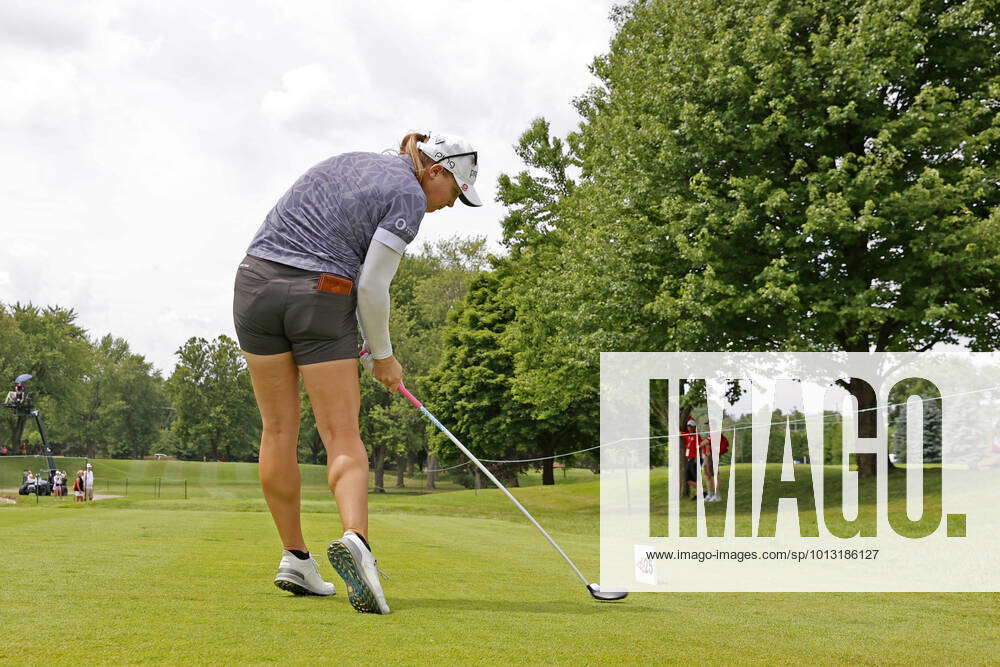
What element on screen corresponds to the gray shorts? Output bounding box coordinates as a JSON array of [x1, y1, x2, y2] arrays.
[[232, 254, 358, 366]]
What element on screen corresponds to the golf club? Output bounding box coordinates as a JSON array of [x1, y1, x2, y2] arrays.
[[388, 375, 627, 602]]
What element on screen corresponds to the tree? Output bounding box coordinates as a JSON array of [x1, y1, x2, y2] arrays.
[[1, 302, 172, 458], [76, 335, 167, 458], [492, 119, 628, 482], [0, 305, 32, 448], [360, 236, 490, 488], [363, 400, 425, 490], [888, 378, 942, 462], [297, 387, 326, 465], [505, 0, 1000, 477], [424, 271, 546, 487], [165, 336, 259, 461], [2, 303, 92, 452]]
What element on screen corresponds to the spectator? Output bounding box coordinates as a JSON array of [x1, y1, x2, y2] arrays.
[[701, 428, 731, 503], [979, 424, 1000, 468], [73, 471, 84, 503], [701, 430, 719, 502], [19, 470, 34, 495], [84, 463, 94, 501], [53, 470, 65, 498], [683, 418, 701, 500], [700, 434, 712, 501]]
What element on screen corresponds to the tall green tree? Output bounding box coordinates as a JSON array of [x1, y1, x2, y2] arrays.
[[1, 303, 92, 452], [358, 236, 489, 488], [166, 336, 259, 461], [0, 305, 31, 449], [76, 335, 167, 458], [424, 271, 539, 486], [505, 0, 1000, 477], [493, 118, 648, 479]]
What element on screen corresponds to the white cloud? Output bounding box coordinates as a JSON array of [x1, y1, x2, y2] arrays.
[[0, 1, 95, 52], [260, 61, 385, 141], [0, 57, 83, 129], [0, 1, 618, 374]]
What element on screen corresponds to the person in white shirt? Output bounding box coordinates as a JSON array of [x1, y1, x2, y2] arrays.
[[83, 464, 94, 501]]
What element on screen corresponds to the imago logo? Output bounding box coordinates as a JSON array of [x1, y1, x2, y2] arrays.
[[645, 375, 963, 540], [598, 353, 1000, 592]]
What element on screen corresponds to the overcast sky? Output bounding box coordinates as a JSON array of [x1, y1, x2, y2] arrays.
[[1, 1, 618, 375]]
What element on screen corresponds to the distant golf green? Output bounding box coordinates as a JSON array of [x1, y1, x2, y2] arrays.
[[1, 456, 995, 663]]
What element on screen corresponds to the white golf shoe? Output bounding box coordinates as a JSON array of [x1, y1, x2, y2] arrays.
[[327, 530, 390, 614], [274, 550, 336, 596]]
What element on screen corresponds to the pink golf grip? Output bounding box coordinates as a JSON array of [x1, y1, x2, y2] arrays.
[[398, 383, 422, 409]]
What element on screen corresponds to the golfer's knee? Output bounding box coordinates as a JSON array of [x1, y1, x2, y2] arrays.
[[261, 422, 299, 441], [316, 420, 360, 444]]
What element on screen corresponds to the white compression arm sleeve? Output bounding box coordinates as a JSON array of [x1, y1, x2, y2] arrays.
[[356, 239, 403, 360]]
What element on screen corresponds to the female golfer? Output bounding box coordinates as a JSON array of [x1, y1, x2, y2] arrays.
[[233, 132, 481, 614]]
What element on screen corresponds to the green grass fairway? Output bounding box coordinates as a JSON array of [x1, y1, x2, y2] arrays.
[[1, 458, 996, 663]]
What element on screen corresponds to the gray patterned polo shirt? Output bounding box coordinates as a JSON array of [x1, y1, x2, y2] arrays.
[[245, 152, 427, 280]]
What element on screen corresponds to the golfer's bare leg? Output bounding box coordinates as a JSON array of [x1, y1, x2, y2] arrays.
[[299, 358, 369, 540], [244, 350, 307, 552]]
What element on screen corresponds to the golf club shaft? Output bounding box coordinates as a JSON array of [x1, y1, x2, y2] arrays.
[[398, 384, 591, 589]]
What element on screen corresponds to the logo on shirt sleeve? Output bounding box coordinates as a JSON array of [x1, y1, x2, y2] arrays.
[[394, 218, 408, 231]]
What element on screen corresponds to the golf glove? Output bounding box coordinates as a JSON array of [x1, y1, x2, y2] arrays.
[[360, 347, 374, 375]]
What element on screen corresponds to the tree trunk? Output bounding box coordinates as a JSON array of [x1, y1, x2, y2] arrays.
[[372, 444, 385, 493], [395, 454, 405, 487], [651, 379, 685, 498], [309, 431, 324, 465], [474, 467, 483, 490], [12, 416, 26, 449], [844, 377, 895, 478], [491, 463, 519, 487], [541, 434, 555, 486], [425, 454, 437, 489]]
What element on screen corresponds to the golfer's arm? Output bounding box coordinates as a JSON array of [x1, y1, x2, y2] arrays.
[[356, 239, 403, 360]]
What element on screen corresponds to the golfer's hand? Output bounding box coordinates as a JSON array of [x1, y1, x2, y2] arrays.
[[373, 355, 403, 393]]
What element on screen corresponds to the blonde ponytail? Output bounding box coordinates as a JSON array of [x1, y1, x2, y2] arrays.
[[399, 132, 435, 181]]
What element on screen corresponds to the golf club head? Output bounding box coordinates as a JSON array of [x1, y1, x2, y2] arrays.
[[587, 583, 628, 601]]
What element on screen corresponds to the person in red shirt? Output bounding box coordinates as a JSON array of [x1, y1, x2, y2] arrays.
[[979, 423, 1000, 468], [72, 471, 84, 503], [683, 418, 701, 500]]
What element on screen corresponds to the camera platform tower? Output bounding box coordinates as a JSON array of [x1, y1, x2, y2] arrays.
[[4, 374, 57, 474]]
